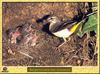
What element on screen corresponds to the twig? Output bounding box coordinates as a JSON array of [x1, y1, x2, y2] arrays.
[[18, 51, 33, 59], [86, 10, 97, 17]]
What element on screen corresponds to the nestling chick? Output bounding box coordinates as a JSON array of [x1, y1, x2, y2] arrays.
[[23, 32, 38, 47], [7, 27, 22, 44]]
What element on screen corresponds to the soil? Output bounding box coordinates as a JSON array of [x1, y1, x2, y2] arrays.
[[2, 2, 97, 66]]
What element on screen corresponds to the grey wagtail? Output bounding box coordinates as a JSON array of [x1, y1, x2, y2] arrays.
[[47, 11, 97, 47]]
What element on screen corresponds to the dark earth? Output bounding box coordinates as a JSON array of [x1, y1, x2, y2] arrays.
[[2, 2, 97, 66]]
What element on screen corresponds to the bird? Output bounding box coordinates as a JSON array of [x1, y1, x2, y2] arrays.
[[47, 11, 97, 47], [6, 27, 22, 44], [47, 16, 87, 47]]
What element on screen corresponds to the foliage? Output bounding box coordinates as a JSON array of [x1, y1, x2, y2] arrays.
[[77, 13, 97, 37]]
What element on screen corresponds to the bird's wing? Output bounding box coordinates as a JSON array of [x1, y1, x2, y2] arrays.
[[50, 20, 77, 33]]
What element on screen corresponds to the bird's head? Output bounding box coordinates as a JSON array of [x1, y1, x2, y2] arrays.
[[47, 16, 60, 23]]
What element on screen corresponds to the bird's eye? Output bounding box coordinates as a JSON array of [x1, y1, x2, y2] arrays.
[[50, 17, 53, 20], [47, 17, 57, 21]]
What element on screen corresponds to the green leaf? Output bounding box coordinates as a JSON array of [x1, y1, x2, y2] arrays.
[[77, 13, 97, 37]]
